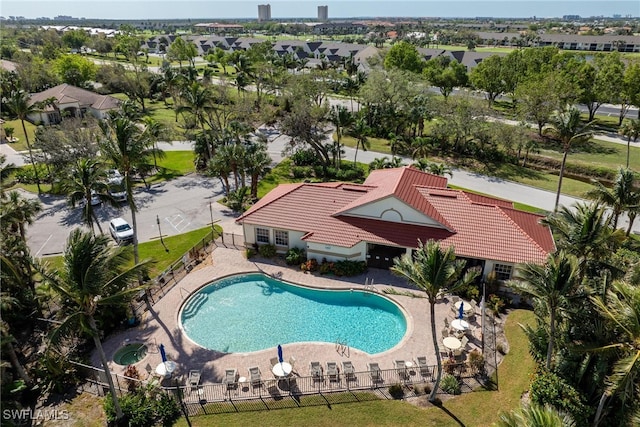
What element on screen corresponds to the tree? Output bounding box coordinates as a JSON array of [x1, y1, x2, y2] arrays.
[[422, 56, 468, 99], [585, 168, 640, 231], [61, 29, 89, 51], [166, 37, 197, 68], [53, 54, 97, 88], [543, 107, 594, 211], [509, 251, 579, 370], [100, 116, 160, 265], [3, 90, 45, 193], [619, 61, 640, 124], [590, 281, 640, 425], [469, 55, 506, 105], [384, 41, 424, 73], [42, 229, 152, 423], [348, 116, 370, 165], [391, 240, 479, 403], [329, 105, 353, 168], [515, 72, 568, 136], [244, 141, 272, 199], [619, 119, 640, 168]]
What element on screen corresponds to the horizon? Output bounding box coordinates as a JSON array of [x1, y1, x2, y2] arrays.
[[2, 1, 639, 21]]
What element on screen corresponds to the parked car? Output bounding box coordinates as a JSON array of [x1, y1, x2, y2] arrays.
[[109, 182, 127, 203], [78, 190, 101, 207], [106, 169, 122, 184], [109, 217, 134, 244]]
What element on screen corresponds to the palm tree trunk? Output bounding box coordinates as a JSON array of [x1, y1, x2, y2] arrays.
[[626, 213, 637, 237], [131, 208, 140, 265], [546, 308, 556, 370], [4, 338, 33, 386], [89, 317, 124, 421], [429, 301, 442, 403], [21, 119, 41, 194], [354, 143, 359, 165], [627, 137, 631, 169], [554, 149, 569, 212], [92, 211, 104, 235]]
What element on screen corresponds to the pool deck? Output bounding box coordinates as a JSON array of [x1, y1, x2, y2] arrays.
[[97, 248, 484, 385]]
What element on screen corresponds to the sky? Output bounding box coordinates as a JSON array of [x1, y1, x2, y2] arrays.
[[1, 1, 638, 20]]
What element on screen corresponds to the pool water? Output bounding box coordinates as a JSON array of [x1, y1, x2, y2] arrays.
[[113, 343, 148, 366], [180, 273, 407, 354]]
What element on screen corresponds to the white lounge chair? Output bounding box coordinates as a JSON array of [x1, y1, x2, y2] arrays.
[[327, 362, 339, 382], [416, 357, 430, 379], [188, 370, 201, 393], [394, 360, 409, 381], [310, 361, 323, 381], [248, 366, 262, 389], [223, 369, 238, 390], [342, 361, 356, 382], [270, 357, 279, 367], [368, 362, 382, 384]]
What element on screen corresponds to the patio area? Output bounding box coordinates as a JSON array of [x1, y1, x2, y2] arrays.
[[96, 247, 486, 391]]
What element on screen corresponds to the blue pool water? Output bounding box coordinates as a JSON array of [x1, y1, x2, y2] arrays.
[[180, 273, 407, 354]]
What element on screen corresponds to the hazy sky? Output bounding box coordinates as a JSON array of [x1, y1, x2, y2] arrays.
[[2, 1, 638, 20]]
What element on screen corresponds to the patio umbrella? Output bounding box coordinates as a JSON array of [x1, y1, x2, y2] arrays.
[[277, 344, 283, 363], [458, 302, 464, 319], [160, 343, 167, 362]]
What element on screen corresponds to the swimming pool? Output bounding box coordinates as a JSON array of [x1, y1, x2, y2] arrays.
[[179, 273, 407, 354]]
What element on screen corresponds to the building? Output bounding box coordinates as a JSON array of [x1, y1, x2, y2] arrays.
[[318, 5, 328, 21], [237, 167, 555, 280], [27, 84, 120, 125], [258, 4, 271, 22]]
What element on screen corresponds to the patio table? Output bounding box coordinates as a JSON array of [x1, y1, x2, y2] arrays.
[[272, 362, 292, 378], [451, 319, 470, 331], [454, 300, 475, 316], [155, 361, 177, 379], [443, 336, 462, 351]]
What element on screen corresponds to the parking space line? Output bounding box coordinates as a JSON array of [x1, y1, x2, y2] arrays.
[[35, 234, 53, 257]]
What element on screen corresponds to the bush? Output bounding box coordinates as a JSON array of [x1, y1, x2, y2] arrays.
[[487, 294, 506, 315], [14, 164, 50, 184], [388, 383, 404, 399], [123, 365, 141, 392], [301, 258, 318, 272], [258, 244, 276, 258], [335, 167, 365, 181], [530, 370, 592, 425], [467, 349, 485, 375], [291, 148, 321, 166], [245, 248, 256, 259], [104, 384, 181, 427], [285, 247, 306, 265], [291, 165, 314, 178], [440, 374, 461, 395], [330, 260, 367, 277], [496, 343, 506, 355], [443, 358, 458, 375]]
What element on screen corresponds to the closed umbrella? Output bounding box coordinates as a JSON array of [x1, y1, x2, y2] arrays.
[[277, 344, 283, 363], [160, 343, 167, 362], [458, 302, 464, 319]]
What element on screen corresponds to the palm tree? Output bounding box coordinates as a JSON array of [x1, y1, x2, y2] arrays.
[[590, 280, 640, 425], [176, 82, 214, 159], [543, 107, 594, 211], [41, 229, 152, 423], [496, 403, 576, 427], [348, 116, 370, 165], [4, 90, 43, 193], [391, 240, 479, 402], [585, 168, 640, 230], [244, 142, 272, 200], [100, 116, 160, 265], [64, 158, 115, 235], [0, 154, 17, 196], [3, 190, 42, 243], [619, 119, 640, 169], [509, 251, 579, 370], [141, 117, 167, 170], [329, 105, 353, 169], [0, 289, 33, 388]]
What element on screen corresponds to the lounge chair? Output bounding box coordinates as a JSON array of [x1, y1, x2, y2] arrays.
[[394, 360, 409, 381], [342, 361, 356, 382], [310, 361, 323, 381], [416, 357, 431, 379], [248, 366, 262, 389], [441, 327, 450, 338], [368, 362, 382, 384], [327, 362, 339, 382], [454, 337, 469, 358], [444, 318, 449, 328], [223, 369, 238, 390], [288, 356, 297, 373], [270, 357, 279, 367], [188, 370, 201, 393]]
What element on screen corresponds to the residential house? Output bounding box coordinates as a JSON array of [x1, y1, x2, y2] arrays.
[[27, 84, 120, 125], [237, 167, 555, 280]]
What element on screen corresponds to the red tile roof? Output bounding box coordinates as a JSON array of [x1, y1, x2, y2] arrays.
[[237, 167, 554, 264]]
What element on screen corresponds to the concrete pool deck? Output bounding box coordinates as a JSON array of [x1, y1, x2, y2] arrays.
[[96, 247, 485, 385]]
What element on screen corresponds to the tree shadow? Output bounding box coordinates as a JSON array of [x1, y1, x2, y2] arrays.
[[434, 402, 467, 427]]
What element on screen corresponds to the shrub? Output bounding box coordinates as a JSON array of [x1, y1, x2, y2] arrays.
[[423, 384, 432, 394], [487, 294, 506, 315], [496, 343, 506, 355], [291, 165, 314, 178], [443, 358, 457, 375], [291, 148, 321, 166], [331, 260, 367, 277], [123, 365, 141, 392], [530, 370, 592, 425], [300, 258, 318, 272], [335, 167, 364, 181], [440, 374, 461, 395], [285, 247, 306, 265], [258, 244, 276, 258], [388, 383, 404, 399], [467, 349, 485, 375], [245, 248, 256, 259], [104, 384, 181, 427]]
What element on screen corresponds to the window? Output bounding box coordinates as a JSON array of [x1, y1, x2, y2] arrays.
[[493, 264, 513, 281], [274, 230, 289, 247], [256, 228, 269, 244]]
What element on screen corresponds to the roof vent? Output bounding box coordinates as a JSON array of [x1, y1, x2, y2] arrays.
[[428, 189, 457, 198], [342, 185, 368, 193]]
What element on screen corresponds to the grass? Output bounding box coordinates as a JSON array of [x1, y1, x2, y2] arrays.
[[506, 170, 595, 198], [257, 158, 296, 198], [174, 309, 536, 426], [340, 135, 393, 156], [537, 138, 640, 170], [147, 151, 196, 183], [2, 119, 37, 152]]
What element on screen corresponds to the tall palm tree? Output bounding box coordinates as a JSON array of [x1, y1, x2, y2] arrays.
[[41, 229, 152, 423], [496, 403, 576, 427], [141, 117, 167, 170], [329, 105, 353, 169], [590, 280, 640, 425], [64, 158, 115, 235], [0, 289, 33, 388], [348, 116, 370, 165], [544, 107, 594, 211], [619, 119, 640, 169], [391, 240, 479, 402], [509, 251, 579, 370], [244, 142, 272, 200], [176, 82, 214, 159], [4, 90, 43, 193], [100, 116, 160, 265], [0, 154, 17, 196], [585, 168, 640, 230], [3, 190, 42, 243]]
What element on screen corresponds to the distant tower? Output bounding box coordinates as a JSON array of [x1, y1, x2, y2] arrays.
[[258, 4, 271, 22], [318, 5, 328, 21]]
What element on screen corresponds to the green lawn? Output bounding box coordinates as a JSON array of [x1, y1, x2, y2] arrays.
[[175, 309, 536, 427], [506, 170, 595, 198], [257, 159, 296, 198], [2, 119, 37, 152], [340, 135, 393, 156], [537, 138, 639, 170]]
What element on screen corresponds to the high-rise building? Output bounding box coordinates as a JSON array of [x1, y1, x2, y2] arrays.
[[318, 5, 328, 21], [258, 4, 271, 22]]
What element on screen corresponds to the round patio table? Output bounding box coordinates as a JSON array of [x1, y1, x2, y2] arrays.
[[272, 362, 292, 378], [443, 336, 462, 351], [451, 319, 470, 331], [454, 300, 475, 315], [155, 361, 177, 379]]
